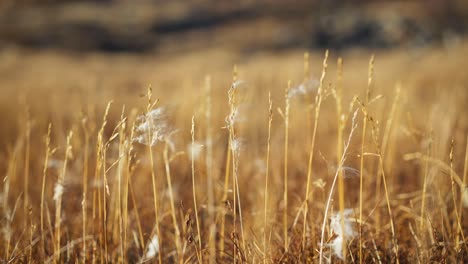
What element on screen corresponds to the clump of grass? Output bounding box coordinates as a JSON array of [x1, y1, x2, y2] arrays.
[[1, 46, 468, 264]]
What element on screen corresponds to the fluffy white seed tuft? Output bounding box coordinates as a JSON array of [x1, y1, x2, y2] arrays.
[[53, 183, 64, 201], [133, 107, 176, 147], [144, 234, 160, 260], [329, 209, 356, 260]]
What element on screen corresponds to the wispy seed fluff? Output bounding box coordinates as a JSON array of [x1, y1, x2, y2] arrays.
[[53, 183, 64, 201], [231, 137, 243, 156], [144, 234, 159, 260], [287, 78, 319, 99], [329, 209, 356, 260], [188, 141, 204, 161], [133, 107, 176, 148]]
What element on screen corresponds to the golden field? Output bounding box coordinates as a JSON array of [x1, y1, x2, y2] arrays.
[[1, 39, 468, 263]]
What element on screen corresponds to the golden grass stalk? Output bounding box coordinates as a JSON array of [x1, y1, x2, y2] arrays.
[[40, 124, 52, 256], [219, 138, 231, 255], [369, 115, 400, 263], [282, 81, 290, 252], [449, 139, 466, 251], [81, 117, 89, 263], [419, 134, 431, 232], [374, 84, 400, 230], [163, 141, 183, 263], [335, 56, 347, 263], [91, 101, 112, 263], [116, 109, 127, 262], [358, 55, 374, 262], [54, 131, 73, 263], [122, 120, 136, 262], [4, 152, 13, 261], [227, 65, 246, 261], [191, 116, 203, 263], [23, 109, 31, 229], [263, 92, 273, 264], [375, 153, 399, 263], [379, 84, 401, 190], [458, 136, 468, 249], [303, 50, 328, 250], [204, 75, 216, 264]]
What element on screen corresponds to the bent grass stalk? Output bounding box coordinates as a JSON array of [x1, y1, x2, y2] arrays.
[[191, 116, 203, 263], [227, 65, 246, 261], [40, 124, 52, 256], [92, 101, 112, 263], [264, 92, 273, 264], [420, 132, 431, 233], [449, 139, 466, 251], [458, 136, 468, 250], [283, 81, 290, 253], [319, 110, 358, 264], [358, 55, 374, 262], [81, 117, 89, 263], [23, 109, 31, 228], [369, 116, 400, 263], [219, 138, 231, 255], [54, 131, 73, 264], [116, 109, 127, 262], [163, 142, 183, 263], [204, 75, 217, 264]]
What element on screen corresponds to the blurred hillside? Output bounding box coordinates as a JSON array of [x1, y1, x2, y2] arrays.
[[0, 0, 467, 53]]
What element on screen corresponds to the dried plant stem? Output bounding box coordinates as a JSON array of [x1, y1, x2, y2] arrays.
[[23, 111, 31, 228], [117, 111, 127, 262], [122, 123, 135, 261], [148, 132, 163, 264], [403, 153, 464, 188], [191, 116, 203, 263], [379, 84, 401, 190], [303, 50, 328, 250], [264, 92, 273, 264], [92, 101, 112, 264], [334, 56, 348, 262], [458, 136, 468, 249], [4, 149, 17, 261], [219, 140, 231, 254], [420, 137, 431, 232], [375, 84, 400, 230], [82, 118, 89, 263], [54, 131, 73, 264], [376, 154, 399, 263], [369, 112, 399, 263], [41, 124, 52, 256], [204, 75, 216, 264], [101, 139, 108, 263], [227, 66, 246, 261], [449, 140, 466, 251], [358, 56, 374, 262], [358, 109, 368, 263], [163, 142, 183, 263], [128, 172, 145, 250]]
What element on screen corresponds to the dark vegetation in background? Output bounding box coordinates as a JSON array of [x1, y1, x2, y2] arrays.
[[0, 0, 467, 53]]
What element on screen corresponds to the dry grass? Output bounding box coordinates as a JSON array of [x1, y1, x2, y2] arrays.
[[0, 42, 468, 263]]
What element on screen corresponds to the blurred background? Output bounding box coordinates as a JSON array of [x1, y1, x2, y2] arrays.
[[0, 0, 467, 54]]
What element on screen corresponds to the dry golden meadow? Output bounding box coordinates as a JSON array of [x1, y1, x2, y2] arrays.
[[1, 39, 468, 263]]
